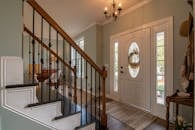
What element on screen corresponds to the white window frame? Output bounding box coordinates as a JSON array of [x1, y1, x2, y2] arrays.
[[71, 37, 84, 78]]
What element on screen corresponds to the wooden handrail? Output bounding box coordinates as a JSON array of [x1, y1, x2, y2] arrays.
[[24, 26, 75, 72], [27, 0, 104, 76]]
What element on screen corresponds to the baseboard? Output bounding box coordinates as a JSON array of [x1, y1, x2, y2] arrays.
[[106, 94, 111, 99], [106, 94, 120, 101], [129, 104, 150, 113], [77, 87, 102, 97]]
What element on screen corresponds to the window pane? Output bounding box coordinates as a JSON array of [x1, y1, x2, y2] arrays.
[[71, 38, 84, 77], [157, 47, 164, 60], [113, 42, 118, 92], [156, 32, 165, 46], [157, 60, 165, 75], [156, 76, 165, 104], [128, 42, 140, 78], [156, 32, 165, 105]]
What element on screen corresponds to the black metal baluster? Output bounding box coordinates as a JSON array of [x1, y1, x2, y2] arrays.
[[37, 44, 40, 68], [80, 56, 83, 125], [69, 44, 72, 113], [90, 65, 93, 122], [56, 32, 59, 100], [48, 25, 51, 101], [85, 60, 88, 124], [95, 71, 97, 119], [40, 17, 44, 103], [22, 0, 24, 59], [62, 39, 66, 115], [98, 74, 101, 126], [32, 8, 35, 83], [22, 32, 24, 59], [74, 50, 77, 112], [29, 36, 32, 81]]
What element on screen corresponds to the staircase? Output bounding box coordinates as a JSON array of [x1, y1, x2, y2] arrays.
[[0, 0, 107, 130]]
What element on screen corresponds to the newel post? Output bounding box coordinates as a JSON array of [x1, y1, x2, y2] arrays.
[[73, 66, 77, 104], [101, 66, 107, 128]]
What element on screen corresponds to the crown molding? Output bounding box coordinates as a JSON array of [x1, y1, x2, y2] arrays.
[[101, 0, 153, 25]]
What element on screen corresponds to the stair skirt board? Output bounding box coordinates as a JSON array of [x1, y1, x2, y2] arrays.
[[1, 106, 57, 130]]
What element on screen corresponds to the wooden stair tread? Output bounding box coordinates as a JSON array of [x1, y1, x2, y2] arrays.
[[26, 99, 61, 108], [6, 83, 39, 89], [53, 111, 80, 121]]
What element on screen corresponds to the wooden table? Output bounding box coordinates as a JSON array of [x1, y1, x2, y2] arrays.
[[166, 93, 193, 130]]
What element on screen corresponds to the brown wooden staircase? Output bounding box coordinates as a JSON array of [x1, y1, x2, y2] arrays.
[[22, 0, 107, 129]]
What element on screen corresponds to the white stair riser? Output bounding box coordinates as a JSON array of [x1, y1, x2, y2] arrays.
[[0, 56, 23, 87], [52, 113, 81, 130], [26, 102, 62, 124], [2, 87, 37, 110]]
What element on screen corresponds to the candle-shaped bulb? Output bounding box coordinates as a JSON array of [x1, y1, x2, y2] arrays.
[[104, 7, 108, 12], [118, 3, 122, 8], [115, 11, 118, 15]]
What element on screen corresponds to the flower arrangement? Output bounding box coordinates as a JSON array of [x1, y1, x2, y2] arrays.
[[175, 115, 192, 130]]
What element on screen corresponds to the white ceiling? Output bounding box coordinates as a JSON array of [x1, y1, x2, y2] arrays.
[[36, 0, 145, 37]]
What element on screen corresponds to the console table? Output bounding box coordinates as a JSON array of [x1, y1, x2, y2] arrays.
[[166, 93, 193, 130]]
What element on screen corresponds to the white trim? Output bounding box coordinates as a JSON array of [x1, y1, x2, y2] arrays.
[[150, 17, 173, 119], [102, 0, 153, 25], [110, 16, 173, 39], [109, 38, 120, 101]]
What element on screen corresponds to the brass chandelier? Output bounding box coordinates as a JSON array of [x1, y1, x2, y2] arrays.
[[104, 0, 122, 21]]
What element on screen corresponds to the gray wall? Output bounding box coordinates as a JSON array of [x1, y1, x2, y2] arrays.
[[0, 0, 22, 57], [0, 107, 51, 130], [74, 24, 103, 66], [74, 25, 97, 63]]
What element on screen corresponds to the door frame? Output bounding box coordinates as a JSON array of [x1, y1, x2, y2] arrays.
[[150, 17, 173, 119], [109, 16, 173, 118]]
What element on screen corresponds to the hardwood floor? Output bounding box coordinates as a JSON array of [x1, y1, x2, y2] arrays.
[[35, 84, 168, 130], [107, 116, 167, 130]]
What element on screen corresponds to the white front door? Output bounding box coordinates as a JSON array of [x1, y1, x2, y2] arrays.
[[118, 28, 151, 111], [109, 17, 173, 119]]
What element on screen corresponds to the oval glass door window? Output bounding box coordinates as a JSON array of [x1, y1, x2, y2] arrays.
[[128, 42, 140, 78]]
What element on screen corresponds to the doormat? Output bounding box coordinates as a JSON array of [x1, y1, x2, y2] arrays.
[[106, 101, 157, 130]]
